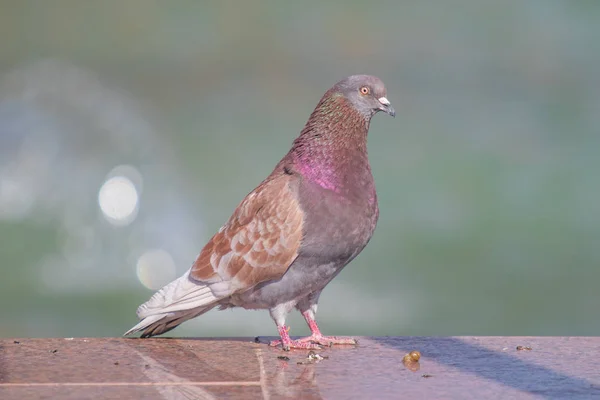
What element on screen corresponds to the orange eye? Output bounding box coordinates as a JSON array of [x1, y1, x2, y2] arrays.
[[360, 86, 370, 95]]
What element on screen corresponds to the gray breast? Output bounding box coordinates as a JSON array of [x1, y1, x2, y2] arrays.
[[296, 175, 379, 264], [232, 172, 378, 310]]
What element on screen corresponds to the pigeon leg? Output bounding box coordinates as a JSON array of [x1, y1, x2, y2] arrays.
[[268, 301, 321, 351], [300, 311, 358, 346], [295, 293, 358, 346], [269, 325, 323, 351]]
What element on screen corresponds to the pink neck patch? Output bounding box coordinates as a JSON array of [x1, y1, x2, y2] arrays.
[[297, 160, 341, 193]]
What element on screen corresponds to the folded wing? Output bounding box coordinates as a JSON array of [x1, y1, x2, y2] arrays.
[[125, 173, 304, 337]]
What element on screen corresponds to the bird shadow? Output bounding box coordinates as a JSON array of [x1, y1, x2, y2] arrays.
[[372, 336, 600, 398]]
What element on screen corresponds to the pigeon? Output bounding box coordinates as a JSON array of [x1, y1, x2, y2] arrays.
[[125, 75, 395, 350]]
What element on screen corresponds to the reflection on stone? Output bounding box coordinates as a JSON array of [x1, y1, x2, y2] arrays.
[[402, 359, 421, 372], [263, 360, 322, 400], [135, 351, 218, 400]]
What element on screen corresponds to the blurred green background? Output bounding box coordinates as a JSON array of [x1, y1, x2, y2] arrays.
[[1, 1, 598, 339]]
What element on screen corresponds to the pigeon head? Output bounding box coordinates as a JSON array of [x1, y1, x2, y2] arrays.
[[288, 75, 393, 194], [332, 75, 395, 119]]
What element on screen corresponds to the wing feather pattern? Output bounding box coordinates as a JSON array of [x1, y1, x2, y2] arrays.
[[124, 173, 304, 337], [191, 174, 304, 291]]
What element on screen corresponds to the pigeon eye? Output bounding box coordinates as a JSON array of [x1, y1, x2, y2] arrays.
[[360, 86, 370, 95]]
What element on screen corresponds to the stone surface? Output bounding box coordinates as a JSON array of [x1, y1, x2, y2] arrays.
[[1, 337, 599, 399]]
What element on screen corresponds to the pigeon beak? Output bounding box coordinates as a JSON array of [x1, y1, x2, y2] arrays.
[[378, 97, 396, 117]]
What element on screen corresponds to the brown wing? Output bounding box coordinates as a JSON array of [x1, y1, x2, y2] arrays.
[[190, 174, 304, 293]]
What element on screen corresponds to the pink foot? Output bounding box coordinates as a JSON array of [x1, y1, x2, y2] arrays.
[[269, 334, 357, 349], [301, 312, 358, 346], [269, 338, 322, 351], [270, 325, 323, 351], [304, 335, 358, 347]]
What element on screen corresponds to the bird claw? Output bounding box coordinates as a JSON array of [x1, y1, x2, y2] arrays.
[[270, 338, 322, 351], [269, 335, 357, 350], [309, 336, 358, 347]]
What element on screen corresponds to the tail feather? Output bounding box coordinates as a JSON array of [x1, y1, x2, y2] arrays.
[[124, 305, 217, 337], [136, 270, 220, 318], [124, 269, 226, 337]]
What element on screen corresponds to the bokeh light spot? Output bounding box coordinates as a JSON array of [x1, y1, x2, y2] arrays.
[[98, 175, 139, 226], [136, 249, 177, 290]]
